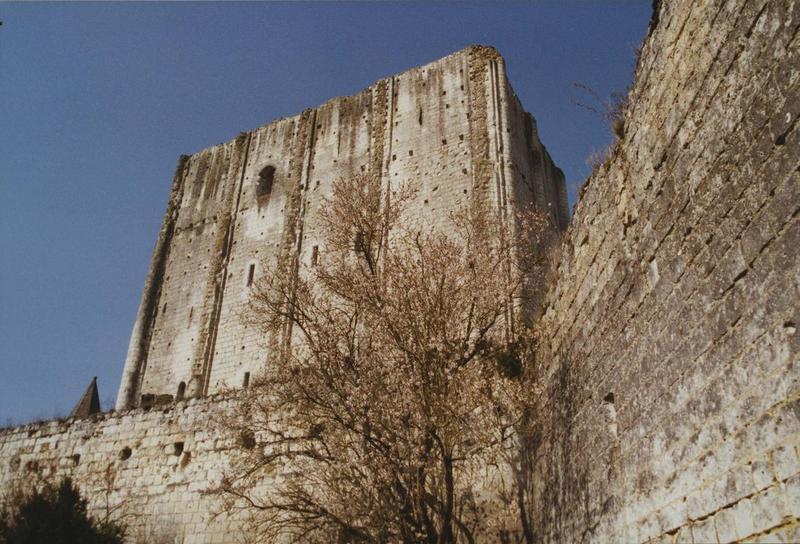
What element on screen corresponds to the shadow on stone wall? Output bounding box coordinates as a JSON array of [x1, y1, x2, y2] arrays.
[[516, 347, 596, 543]]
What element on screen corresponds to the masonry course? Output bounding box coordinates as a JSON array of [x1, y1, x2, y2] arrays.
[[1, 0, 799, 540]]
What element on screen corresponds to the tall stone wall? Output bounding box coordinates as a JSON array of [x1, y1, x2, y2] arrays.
[[528, 0, 799, 541], [0, 398, 249, 543], [117, 45, 568, 410]]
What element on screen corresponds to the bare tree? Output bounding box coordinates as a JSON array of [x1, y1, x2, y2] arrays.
[[212, 174, 556, 543]]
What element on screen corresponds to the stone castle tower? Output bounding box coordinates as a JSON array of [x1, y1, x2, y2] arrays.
[[116, 45, 568, 410]]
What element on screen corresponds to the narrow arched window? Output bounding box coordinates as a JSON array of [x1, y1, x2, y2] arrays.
[[176, 381, 186, 400], [256, 165, 275, 199]]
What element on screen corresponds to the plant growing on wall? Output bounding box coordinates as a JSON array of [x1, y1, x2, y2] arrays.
[[213, 173, 556, 543]]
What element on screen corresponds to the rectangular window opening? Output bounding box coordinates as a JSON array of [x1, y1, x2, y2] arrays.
[[247, 264, 255, 287], [243, 372, 250, 388], [311, 245, 319, 267]]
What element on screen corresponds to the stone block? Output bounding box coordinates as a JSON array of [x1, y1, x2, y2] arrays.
[[672, 524, 693, 543], [660, 500, 690, 534], [784, 473, 800, 518], [750, 485, 791, 535], [713, 506, 738, 543], [730, 497, 756, 540], [690, 517, 719, 543], [771, 444, 800, 482], [776, 524, 800, 543], [750, 457, 775, 491]]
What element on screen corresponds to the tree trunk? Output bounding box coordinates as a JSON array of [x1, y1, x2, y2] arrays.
[[439, 455, 454, 544]]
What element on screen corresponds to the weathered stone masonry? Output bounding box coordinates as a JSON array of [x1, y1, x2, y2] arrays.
[[116, 45, 567, 410], [527, 0, 800, 541], [0, 397, 251, 543], [2, 0, 799, 540]]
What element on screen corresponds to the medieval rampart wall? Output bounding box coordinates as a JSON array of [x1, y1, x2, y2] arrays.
[[528, 0, 799, 541], [0, 398, 249, 543]]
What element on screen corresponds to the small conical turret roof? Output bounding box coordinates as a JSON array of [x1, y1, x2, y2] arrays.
[[69, 377, 101, 419]]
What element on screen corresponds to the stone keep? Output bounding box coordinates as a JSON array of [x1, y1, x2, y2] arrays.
[[116, 45, 568, 410]]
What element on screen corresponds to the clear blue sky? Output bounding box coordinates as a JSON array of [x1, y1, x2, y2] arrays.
[[0, 2, 651, 424]]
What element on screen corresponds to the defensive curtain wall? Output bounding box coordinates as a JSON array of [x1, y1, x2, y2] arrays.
[[1, 0, 798, 540], [526, 0, 799, 541]]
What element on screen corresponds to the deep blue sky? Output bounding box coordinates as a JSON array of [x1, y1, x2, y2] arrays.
[[0, 2, 651, 424]]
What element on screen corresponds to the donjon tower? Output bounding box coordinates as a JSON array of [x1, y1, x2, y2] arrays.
[[116, 45, 568, 409]]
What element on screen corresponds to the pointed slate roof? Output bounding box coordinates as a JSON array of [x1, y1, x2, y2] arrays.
[[69, 377, 101, 419]]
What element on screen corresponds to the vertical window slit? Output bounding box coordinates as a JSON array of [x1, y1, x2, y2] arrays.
[[247, 264, 255, 287]]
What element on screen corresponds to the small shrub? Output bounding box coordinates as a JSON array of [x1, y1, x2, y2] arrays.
[[237, 429, 256, 450], [586, 145, 614, 174], [572, 82, 628, 141], [0, 478, 125, 544], [496, 345, 524, 379]]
